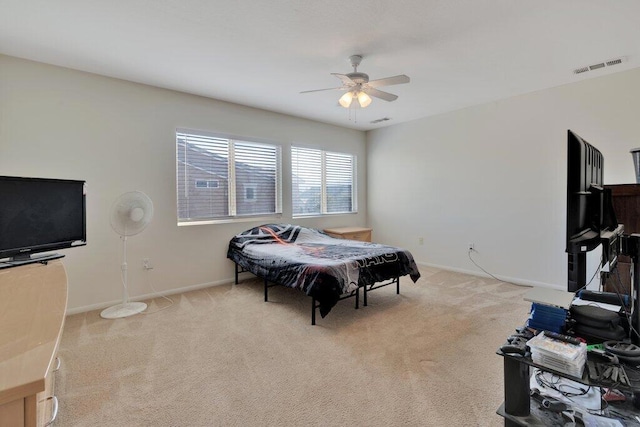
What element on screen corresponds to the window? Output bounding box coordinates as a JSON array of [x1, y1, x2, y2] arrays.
[[195, 180, 219, 189], [291, 146, 356, 216], [244, 185, 256, 201], [177, 130, 281, 223]]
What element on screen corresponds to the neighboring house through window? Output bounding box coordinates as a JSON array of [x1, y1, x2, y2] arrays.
[[291, 146, 356, 216], [244, 184, 257, 202], [195, 180, 219, 188], [177, 129, 282, 223]]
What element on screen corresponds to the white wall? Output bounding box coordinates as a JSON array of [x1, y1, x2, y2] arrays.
[[367, 67, 640, 289], [0, 55, 367, 312], [5, 54, 639, 310]]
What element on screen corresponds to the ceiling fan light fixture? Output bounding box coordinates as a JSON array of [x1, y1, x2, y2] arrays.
[[301, 55, 410, 115], [339, 91, 354, 108], [357, 91, 372, 108], [339, 90, 372, 109]]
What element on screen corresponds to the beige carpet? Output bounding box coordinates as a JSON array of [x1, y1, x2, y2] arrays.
[[56, 267, 532, 426]]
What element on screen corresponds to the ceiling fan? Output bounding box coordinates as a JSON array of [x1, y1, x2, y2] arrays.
[[301, 55, 410, 108]]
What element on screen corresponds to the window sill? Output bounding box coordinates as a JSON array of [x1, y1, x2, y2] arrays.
[[178, 214, 283, 226], [292, 211, 358, 219]]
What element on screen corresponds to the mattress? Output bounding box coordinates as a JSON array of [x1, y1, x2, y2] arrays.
[[227, 224, 421, 317]]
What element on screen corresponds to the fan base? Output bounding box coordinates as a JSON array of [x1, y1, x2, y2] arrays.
[[100, 302, 147, 319]]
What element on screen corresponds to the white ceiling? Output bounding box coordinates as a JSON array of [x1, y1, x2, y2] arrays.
[[2, 1, 640, 131]]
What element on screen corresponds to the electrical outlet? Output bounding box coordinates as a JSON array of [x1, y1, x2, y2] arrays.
[[418, 237, 424, 245], [468, 243, 475, 251], [143, 258, 152, 270]]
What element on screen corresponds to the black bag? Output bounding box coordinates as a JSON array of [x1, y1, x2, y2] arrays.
[[570, 305, 620, 329], [573, 323, 626, 343]]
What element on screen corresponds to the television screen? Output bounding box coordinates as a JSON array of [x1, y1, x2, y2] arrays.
[[0, 176, 86, 265], [566, 130, 621, 292], [566, 129, 604, 253]]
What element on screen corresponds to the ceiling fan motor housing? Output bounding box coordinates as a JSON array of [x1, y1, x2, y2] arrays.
[[347, 72, 369, 84]]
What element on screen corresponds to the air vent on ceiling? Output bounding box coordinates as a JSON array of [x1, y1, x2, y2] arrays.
[[370, 117, 391, 124], [573, 56, 626, 75]]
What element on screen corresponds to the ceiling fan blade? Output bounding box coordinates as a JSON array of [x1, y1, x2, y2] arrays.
[[331, 73, 356, 86], [300, 87, 345, 94], [363, 87, 398, 102], [367, 74, 410, 88]]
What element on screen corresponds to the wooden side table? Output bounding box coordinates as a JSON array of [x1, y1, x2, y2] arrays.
[[323, 227, 372, 242]]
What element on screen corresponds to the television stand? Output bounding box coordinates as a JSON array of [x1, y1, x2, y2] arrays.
[[0, 253, 65, 269], [497, 335, 640, 426]]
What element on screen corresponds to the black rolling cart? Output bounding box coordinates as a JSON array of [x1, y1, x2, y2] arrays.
[[496, 344, 640, 426]]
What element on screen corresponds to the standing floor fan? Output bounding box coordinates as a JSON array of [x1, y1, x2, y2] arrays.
[[100, 191, 154, 319]]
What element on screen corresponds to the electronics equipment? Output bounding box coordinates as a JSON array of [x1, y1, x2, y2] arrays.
[[500, 336, 529, 356], [602, 340, 640, 365], [603, 340, 640, 357], [500, 328, 535, 356], [0, 176, 86, 268], [515, 326, 535, 339], [578, 289, 630, 307], [566, 130, 621, 292], [543, 331, 582, 345], [565, 130, 639, 345], [587, 349, 631, 386], [100, 191, 154, 319]]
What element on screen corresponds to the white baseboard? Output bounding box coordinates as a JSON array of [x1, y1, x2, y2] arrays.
[[415, 260, 564, 290], [67, 262, 564, 315], [66, 277, 236, 315]]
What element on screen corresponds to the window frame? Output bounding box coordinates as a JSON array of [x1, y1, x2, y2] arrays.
[[177, 129, 282, 225], [291, 146, 357, 218]]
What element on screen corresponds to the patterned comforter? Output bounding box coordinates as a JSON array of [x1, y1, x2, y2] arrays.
[[227, 224, 421, 317]]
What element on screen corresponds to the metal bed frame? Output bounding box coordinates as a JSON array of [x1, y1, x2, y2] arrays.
[[234, 262, 400, 325]]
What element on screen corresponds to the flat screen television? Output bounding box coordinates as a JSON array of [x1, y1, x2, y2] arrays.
[[0, 176, 86, 267], [566, 130, 620, 292]]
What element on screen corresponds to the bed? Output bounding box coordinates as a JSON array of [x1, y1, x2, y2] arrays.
[[227, 224, 421, 324]]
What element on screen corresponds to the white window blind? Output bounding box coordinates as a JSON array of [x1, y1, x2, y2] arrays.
[[325, 151, 354, 213], [291, 146, 356, 216], [177, 130, 281, 223]]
